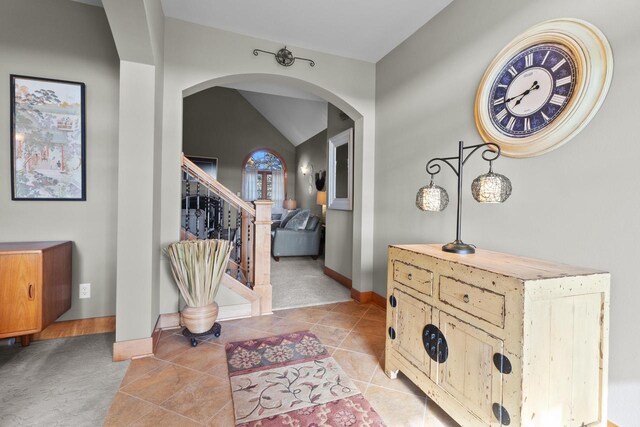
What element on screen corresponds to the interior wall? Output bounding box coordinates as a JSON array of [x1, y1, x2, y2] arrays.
[[0, 0, 119, 320], [374, 0, 640, 423], [325, 104, 355, 279], [295, 129, 327, 217], [160, 18, 376, 314], [182, 87, 296, 199]]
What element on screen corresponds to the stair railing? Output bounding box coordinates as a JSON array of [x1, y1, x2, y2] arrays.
[[180, 154, 272, 315]]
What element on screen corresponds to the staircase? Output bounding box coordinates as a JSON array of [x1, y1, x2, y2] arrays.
[[181, 154, 273, 316]]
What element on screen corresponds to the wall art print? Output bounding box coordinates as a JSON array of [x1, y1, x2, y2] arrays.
[[11, 75, 86, 200]]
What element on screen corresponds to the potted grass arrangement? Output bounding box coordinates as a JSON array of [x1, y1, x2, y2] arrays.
[[166, 239, 232, 334]]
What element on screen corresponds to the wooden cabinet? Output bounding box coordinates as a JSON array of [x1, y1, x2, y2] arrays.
[[385, 244, 609, 427], [0, 241, 72, 346]]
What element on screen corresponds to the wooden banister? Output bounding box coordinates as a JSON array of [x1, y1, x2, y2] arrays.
[[181, 154, 256, 217], [252, 200, 273, 315]]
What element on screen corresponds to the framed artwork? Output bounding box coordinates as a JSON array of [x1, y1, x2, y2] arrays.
[[185, 155, 218, 180], [10, 75, 86, 200]]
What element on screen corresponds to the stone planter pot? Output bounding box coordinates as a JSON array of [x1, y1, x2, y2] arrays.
[[181, 302, 219, 334]]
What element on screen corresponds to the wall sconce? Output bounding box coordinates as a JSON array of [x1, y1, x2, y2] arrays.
[[300, 163, 313, 175], [316, 191, 327, 223], [416, 140, 512, 254]]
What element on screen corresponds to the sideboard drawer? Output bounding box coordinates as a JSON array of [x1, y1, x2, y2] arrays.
[[439, 276, 505, 328], [393, 261, 433, 296]]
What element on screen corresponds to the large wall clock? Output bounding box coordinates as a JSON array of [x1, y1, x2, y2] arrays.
[[475, 19, 613, 158]]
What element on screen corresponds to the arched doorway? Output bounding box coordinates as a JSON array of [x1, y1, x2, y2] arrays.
[[160, 72, 374, 314]]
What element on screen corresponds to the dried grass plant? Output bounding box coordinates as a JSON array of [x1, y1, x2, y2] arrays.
[[166, 239, 232, 307]]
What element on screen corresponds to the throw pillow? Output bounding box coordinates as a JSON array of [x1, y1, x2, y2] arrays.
[[305, 215, 320, 231], [279, 209, 299, 228], [284, 209, 311, 230]]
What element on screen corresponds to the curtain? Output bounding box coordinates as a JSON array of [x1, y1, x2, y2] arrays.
[[242, 167, 258, 201], [271, 170, 285, 212]]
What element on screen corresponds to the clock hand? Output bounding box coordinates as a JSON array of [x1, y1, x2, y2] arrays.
[[505, 81, 539, 103], [513, 83, 541, 107]]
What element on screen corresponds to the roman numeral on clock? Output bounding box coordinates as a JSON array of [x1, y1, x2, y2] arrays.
[[525, 53, 534, 68], [524, 117, 531, 132], [551, 58, 567, 73], [556, 76, 572, 86], [541, 111, 550, 122], [495, 109, 508, 122], [506, 116, 516, 131], [497, 84, 508, 89], [493, 97, 505, 106], [541, 51, 550, 65], [508, 66, 518, 77], [550, 94, 567, 105]]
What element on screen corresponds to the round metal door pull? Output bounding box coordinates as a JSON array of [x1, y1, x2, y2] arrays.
[[422, 324, 448, 363]]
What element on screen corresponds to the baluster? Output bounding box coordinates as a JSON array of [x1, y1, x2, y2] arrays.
[[247, 219, 252, 288], [217, 199, 223, 240], [205, 186, 211, 239], [227, 203, 231, 242], [195, 181, 201, 239], [185, 179, 191, 235], [236, 209, 242, 280]]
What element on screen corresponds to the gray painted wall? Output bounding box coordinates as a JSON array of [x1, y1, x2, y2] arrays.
[[325, 104, 354, 279], [0, 0, 119, 321], [374, 0, 640, 423], [295, 129, 327, 217], [182, 87, 296, 200]]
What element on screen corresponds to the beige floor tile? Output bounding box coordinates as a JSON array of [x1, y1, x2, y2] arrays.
[[211, 324, 274, 344], [340, 331, 385, 356], [169, 341, 228, 373], [307, 302, 340, 312], [350, 379, 369, 394], [316, 311, 362, 330], [363, 305, 387, 322], [103, 392, 156, 427], [332, 349, 379, 383], [206, 401, 236, 427], [365, 384, 427, 427], [331, 301, 370, 317], [309, 323, 350, 347], [162, 377, 232, 423], [129, 406, 202, 427], [121, 363, 202, 405], [425, 399, 460, 426], [275, 307, 328, 323], [120, 357, 169, 387], [369, 365, 426, 397], [153, 333, 193, 361], [265, 318, 315, 335], [220, 314, 281, 332], [352, 317, 386, 337]]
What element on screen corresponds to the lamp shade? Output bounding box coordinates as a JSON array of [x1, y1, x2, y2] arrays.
[[283, 199, 297, 209], [471, 172, 512, 203], [316, 191, 327, 205], [416, 181, 449, 212]]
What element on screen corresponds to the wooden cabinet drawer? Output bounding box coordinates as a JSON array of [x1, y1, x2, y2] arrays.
[[393, 261, 433, 296], [439, 276, 505, 328]]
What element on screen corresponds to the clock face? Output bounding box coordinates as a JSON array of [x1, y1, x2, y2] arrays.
[[488, 43, 577, 138]]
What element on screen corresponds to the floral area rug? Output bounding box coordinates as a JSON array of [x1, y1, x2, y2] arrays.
[[225, 330, 386, 426]]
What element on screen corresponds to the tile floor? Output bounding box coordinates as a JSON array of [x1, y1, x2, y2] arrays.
[[104, 301, 460, 427]]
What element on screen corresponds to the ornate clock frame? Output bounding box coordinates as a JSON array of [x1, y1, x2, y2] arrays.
[[475, 19, 613, 158]]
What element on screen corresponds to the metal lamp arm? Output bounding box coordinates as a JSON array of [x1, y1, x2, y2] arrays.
[[426, 156, 460, 177], [462, 142, 501, 165]]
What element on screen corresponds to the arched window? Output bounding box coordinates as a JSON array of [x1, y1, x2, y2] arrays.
[[242, 149, 287, 205]]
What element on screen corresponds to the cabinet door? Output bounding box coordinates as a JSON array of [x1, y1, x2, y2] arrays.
[[437, 312, 504, 425], [391, 287, 432, 377], [0, 254, 41, 335]]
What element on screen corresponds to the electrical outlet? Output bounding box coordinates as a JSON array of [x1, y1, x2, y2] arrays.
[[79, 283, 91, 299]]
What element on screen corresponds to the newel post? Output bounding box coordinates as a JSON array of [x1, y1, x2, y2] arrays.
[[252, 200, 273, 315]]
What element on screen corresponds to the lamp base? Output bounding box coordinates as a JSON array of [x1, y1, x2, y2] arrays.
[[442, 241, 475, 255]]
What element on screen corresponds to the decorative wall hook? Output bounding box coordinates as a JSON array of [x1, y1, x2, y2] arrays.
[[253, 46, 315, 67]]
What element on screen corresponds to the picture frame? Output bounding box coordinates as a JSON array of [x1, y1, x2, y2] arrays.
[[185, 155, 218, 181], [10, 75, 86, 201]]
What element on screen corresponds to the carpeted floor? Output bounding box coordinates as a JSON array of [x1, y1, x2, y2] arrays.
[[0, 332, 129, 427], [270, 256, 351, 310]]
